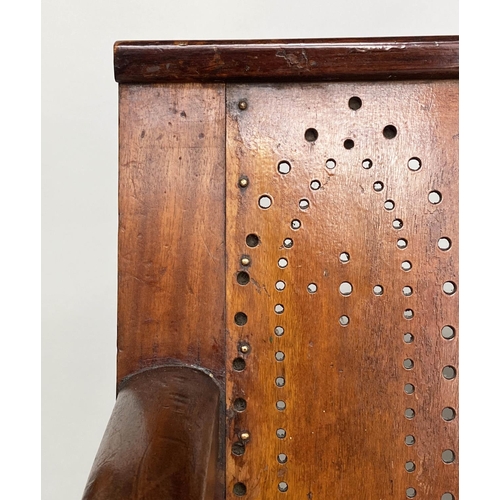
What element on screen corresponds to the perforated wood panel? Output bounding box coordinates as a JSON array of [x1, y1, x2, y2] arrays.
[[226, 82, 458, 499]]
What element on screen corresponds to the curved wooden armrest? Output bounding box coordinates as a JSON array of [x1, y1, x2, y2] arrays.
[[82, 366, 221, 500]]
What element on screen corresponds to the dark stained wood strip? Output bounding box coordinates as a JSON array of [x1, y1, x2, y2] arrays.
[[83, 366, 220, 500], [114, 36, 458, 84]]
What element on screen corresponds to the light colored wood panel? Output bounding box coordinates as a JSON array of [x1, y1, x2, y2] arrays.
[[226, 81, 458, 499]]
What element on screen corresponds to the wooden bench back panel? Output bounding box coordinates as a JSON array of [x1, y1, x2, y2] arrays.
[[225, 81, 458, 499]]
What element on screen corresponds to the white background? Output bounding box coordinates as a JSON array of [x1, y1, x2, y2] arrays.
[[31, 1, 492, 499]]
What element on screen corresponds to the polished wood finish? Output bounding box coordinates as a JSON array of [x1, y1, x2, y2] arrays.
[[117, 83, 226, 385], [225, 81, 458, 499], [83, 366, 220, 500], [85, 37, 458, 500], [114, 36, 458, 84]]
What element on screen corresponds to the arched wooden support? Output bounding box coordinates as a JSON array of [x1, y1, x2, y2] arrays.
[[83, 366, 221, 500]]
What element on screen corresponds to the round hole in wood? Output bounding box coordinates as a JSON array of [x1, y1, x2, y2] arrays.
[[237, 271, 250, 285], [402, 286, 413, 296], [405, 408, 415, 420], [278, 258, 288, 268], [373, 181, 384, 192], [408, 157, 422, 171], [233, 482, 247, 496], [276, 400, 286, 411], [310, 179, 321, 190], [362, 159, 373, 169], [291, 219, 302, 230], [232, 357, 246, 371], [307, 283, 318, 294], [442, 365, 457, 380], [428, 190, 442, 204], [339, 281, 353, 296], [403, 333, 414, 344], [339, 315, 350, 326], [441, 325, 456, 340], [231, 442, 245, 456], [245, 233, 260, 247], [276, 428, 286, 438], [383, 125, 398, 139], [275, 326, 284, 337], [339, 252, 350, 263], [258, 195, 273, 209], [274, 304, 284, 314], [275, 351, 285, 361], [305, 128, 318, 142], [326, 158, 336, 170], [277, 453, 288, 464], [397, 238, 408, 249], [405, 461, 416, 473], [384, 199, 395, 211], [348, 96, 362, 110], [443, 281, 457, 295], [441, 494, 455, 500], [438, 237, 452, 251], [442, 449, 455, 464], [442, 407, 456, 421], [299, 198, 310, 210], [283, 238, 294, 248], [275, 376, 285, 387], [405, 435, 416, 446], [404, 383, 415, 395], [403, 358, 414, 370], [404, 309, 414, 320], [401, 260, 412, 271], [275, 280, 286, 291], [373, 285, 384, 296], [278, 482, 289, 492], [234, 398, 247, 412], [234, 312, 248, 326], [393, 219, 403, 229], [278, 161, 291, 174], [406, 487, 416, 498], [344, 139, 354, 149]]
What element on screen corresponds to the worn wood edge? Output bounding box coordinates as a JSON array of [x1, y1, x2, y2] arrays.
[[114, 36, 458, 83], [83, 365, 221, 500]]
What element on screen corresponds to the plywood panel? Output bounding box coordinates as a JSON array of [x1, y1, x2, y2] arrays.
[[225, 81, 458, 499]]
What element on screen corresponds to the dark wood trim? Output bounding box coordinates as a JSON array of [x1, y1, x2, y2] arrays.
[[114, 36, 458, 84], [83, 366, 221, 500]]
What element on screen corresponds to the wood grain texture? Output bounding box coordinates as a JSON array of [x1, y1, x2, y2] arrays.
[[117, 83, 226, 383], [114, 36, 458, 84], [83, 366, 220, 500], [225, 81, 458, 499]]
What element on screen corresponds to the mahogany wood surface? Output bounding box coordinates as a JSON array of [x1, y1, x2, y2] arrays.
[[225, 81, 458, 499], [114, 36, 458, 84], [101, 37, 458, 500], [83, 366, 220, 500], [117, 83, 226, 385]]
